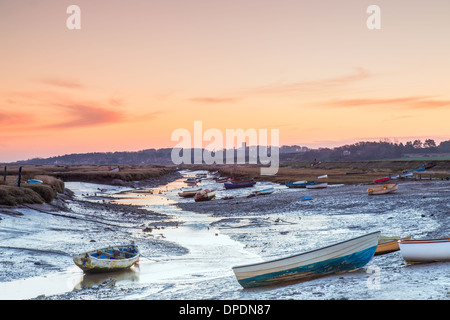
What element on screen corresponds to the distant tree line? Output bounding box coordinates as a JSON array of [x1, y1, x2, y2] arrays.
[[281, 139, 450, 161], [14, 139, 450, 164]]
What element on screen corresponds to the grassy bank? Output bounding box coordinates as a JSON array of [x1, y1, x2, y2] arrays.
[[0, 174, 64, 206], [181, 160, 450, 185], [0, 164, 175, 184], [0, 165, 174, 206]]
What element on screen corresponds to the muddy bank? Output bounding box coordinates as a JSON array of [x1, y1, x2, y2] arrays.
[[176, 180, 450, 249], [0, 174, 187, 285]]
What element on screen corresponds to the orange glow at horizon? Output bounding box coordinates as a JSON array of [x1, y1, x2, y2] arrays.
[[1, 1, 450, 162]]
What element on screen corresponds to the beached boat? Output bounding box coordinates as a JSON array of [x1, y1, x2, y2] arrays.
[[399, 238, 450, 263], [285, 181, 317, 188], [375, 236, 411, 256], [27, 179, 43, 184], [306, 183, 328, 189], [252, 187, 274, 196], [367, 183, 398, 195], [194, 189, 216, 202], [184, 177, 198, 184], [232, 231, 380, 288], [373, 177, 390, 184], [73, 244, 140, 273], [178, 188, 202, 198], [224, 180, 256, 189]]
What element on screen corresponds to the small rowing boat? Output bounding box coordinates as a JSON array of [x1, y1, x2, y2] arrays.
[[27, 179, 43, 184], [224, 180, 256, 189], [232, 231, 380, 288], [399, 238, 450, 263], [252, 187, 274, 196], [367, 183, 398, 195], [73, 244, 140, 273], [194, 189, 216, 202], [285, 181, 317, 188], [306, 183, 328, 189], [178, 188, 201, 198]]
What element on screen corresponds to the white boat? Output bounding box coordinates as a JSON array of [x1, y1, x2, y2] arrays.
[[178, 188, 202, 198], [306, 183, 328, 189], [232, 231, 380, 288], [73, 244, 140, 273], [253, 187, 274, 195], [399, 238, 450, 263]]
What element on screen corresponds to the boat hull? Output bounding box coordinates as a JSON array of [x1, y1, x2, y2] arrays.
[[286, 181, 317, 188], [367, 183, 398, 195], [178, 189, 201, 198], [73, 244, 140, 273], [224, 181, 256, 189], [306, 183, 328, 189], [399, 238, 450, 263], [375, 236, 411, 255], [232, 231, 380, 288]]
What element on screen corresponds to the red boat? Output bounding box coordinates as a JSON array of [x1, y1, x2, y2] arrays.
[[373, 177, 390, 184]]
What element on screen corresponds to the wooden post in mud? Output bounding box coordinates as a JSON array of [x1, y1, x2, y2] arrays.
[[3, 166, 5, 182], [17, 166, 22, 187]]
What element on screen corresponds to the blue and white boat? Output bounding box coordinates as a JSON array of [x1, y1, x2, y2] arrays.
[[27, 179, 43, 184], [224, 180, 256, 189], [232, 231, 380, 288], [285, 181, 317, 188], [252, 187, 274, 195]]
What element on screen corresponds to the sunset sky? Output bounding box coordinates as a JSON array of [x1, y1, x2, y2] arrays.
[[1, 0, 450, 162]]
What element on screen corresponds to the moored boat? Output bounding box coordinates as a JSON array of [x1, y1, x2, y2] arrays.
[[224, 180, 256, 189], [178, 188, 202, 198], [375, 236, 411, 256], [232, 231, 380, 288], [399, 238, 450, 263], [367, 183, 398, 195], [184, 177, 198, 184], [252, 187, 274, 196], [73, 244, 140, 273], [306, 182, 328, 189], [27, 179, 43, 184], [285, 181, 317, 188], [373, 177, 390, 184], [194, 189, 216, 202]]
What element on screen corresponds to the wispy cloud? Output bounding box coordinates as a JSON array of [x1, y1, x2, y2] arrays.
[[0, 111, 33, 126], [323, 96, 450, 109], [188, 97, 240, 104], [39, 77, 84, 89], [44, 104, 125, 129], [245, 67, 371, 95], [185, 68, 372, 103]]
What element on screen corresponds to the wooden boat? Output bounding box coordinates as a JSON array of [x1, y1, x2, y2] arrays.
[[367, 183, 398, 195], [306, 182, 328, 189], [224, 180, 256, 189], [178, 188, 201, 198], [232, 231, 380, 288], [252, 187, 274, 196], [194, 189, 216, 202], [73, 244, 140, 273], [285, 181, 316, 188], [399, 238, 450, 263], [375, 236, 411, 256]]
